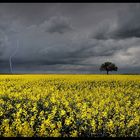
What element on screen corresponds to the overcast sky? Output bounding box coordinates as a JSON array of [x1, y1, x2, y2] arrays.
[[0, 3, 140, 73]]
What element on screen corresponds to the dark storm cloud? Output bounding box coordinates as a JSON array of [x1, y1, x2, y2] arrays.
[[92, 4, 140, 40], [0, 31, 8, 57], [0, 3, 140, 73], [113, 4, 140, 39], [0, 41, 4, 55], [42, 16, 73, 34], [0, 3, 59, 26]]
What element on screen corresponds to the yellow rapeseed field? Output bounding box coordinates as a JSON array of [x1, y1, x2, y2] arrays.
[[0, 74, 140, 137]]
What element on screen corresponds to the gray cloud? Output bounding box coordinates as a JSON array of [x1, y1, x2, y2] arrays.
[[113, 4, 140, 39], [40, 16, 73, 34], [0, 30, 8, 57], [0, 3, 140, 73], [92, 4, 140, 40]]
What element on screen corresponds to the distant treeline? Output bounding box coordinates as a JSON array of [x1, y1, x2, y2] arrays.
[[121, 73, 140, 75], [0, 73, 140, 75]]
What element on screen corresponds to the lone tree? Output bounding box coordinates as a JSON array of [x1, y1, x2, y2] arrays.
[[100, 62, 118, 75]]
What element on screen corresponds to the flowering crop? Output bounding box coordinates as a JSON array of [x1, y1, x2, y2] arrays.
[[0, 74, 140, 137]]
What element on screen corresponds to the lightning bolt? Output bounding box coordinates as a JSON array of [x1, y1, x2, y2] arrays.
[[9, 40, 19, 74]]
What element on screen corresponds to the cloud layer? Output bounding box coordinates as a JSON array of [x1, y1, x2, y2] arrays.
[[0, 3, 140, 73]]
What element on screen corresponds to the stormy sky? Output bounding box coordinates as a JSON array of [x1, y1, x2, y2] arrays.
[[0, 3, 140, 73]]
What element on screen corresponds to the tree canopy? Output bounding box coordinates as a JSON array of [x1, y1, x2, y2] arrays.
[[100, 62, 118, 74]]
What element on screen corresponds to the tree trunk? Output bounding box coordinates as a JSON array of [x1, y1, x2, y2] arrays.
[[107, 70, 109, 75]]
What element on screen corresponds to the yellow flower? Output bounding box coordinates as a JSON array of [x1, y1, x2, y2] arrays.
[[71, 130, 78, 137], [65, 118, 72, 126], [60, 110, 66, 116], [0, 74, 139, 137]]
